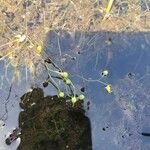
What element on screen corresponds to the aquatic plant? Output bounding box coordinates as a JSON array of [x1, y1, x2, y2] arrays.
[[43, 57, 85, 105]]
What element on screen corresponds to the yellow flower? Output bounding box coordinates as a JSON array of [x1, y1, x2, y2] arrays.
[[105, 84, 112, 93], [36, 45, 43, 53]]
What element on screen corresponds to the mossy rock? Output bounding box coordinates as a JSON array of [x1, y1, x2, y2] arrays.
[[18, 88, 92, 150]]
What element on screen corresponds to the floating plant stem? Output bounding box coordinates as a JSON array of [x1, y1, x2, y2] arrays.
[[70, 81, 76, 96], [44, 59, 77, 104], [44, 57, 62, 71], [51, 61, 62, 71], [44, 64, 61, 91], [68, 83, 76, 97], [75, 74, 108, 86], [44, 63, 60, 75], [47, 76, 60, 91]]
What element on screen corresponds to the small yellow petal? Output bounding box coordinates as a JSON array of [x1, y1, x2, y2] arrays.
[[36, 45, 43, 53], [105, 84, 112, 93]]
